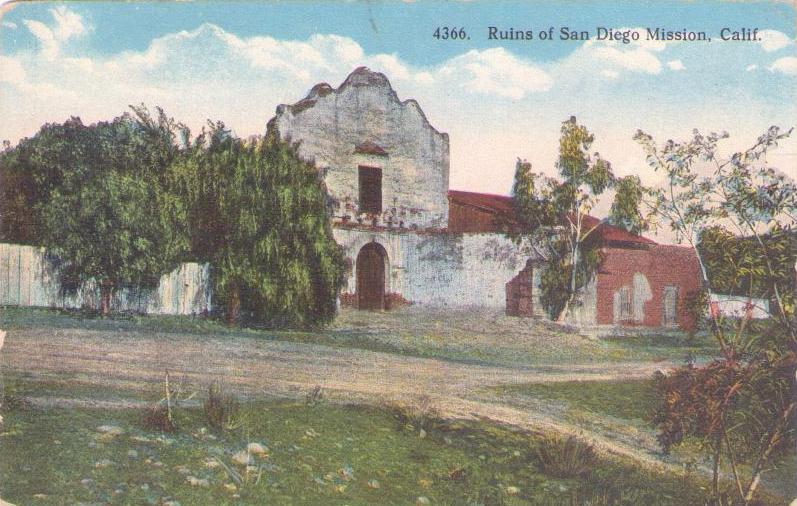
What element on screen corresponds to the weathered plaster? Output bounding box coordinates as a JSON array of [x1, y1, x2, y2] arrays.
[[268, 68, 450, 230]]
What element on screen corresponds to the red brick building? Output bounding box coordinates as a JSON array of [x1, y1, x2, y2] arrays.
[[448, 190, 703, 330]]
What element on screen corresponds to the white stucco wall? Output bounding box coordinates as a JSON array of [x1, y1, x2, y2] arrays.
[[269, 68, 450, 230], [334, 228, 535, 307]]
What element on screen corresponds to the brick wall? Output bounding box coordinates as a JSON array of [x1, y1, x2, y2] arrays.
[[595, 244, 702, 330]]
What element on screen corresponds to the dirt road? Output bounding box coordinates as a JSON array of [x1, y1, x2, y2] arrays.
[[1, 325, 681, 472]]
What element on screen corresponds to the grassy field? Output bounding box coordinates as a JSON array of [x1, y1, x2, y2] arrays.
[[490, 379, 797, 502], [493, 379, 658, 422], [0, 306, 720, 367], [1, 379, 725, 506]]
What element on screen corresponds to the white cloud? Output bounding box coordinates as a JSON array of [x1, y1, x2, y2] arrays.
[[758, 29, 792, 52], [438, 48, 552, 99], [1, 21, 794, 220], [768, 56, 797, 75], [0, 55, 25, 84], [50, 6, 87, 40], [2, 21, 17, 29], [667, 59, 685, 71], [746, 64, 758, 72], [591, 45, 663, 74], [575, 28, 673, 75], [23, 19, 59, 60], [22, 6, 88, 60]]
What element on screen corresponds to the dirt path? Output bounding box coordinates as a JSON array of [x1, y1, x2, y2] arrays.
[[2, 326, 676, 471]]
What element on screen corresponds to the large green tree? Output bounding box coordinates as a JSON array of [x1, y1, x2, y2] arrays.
[[511, 117, 647, 321], [169, 126, 346, 327], [1, 108, 190, 313]]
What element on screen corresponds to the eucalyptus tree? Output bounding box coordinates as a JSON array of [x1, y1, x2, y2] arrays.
[[511, 117, 648, 321]]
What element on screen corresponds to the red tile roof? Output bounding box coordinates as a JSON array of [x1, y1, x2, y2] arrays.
[[448, 190, 514, 214], [580, 214, 657, 246], [447, 190, 656, 245]]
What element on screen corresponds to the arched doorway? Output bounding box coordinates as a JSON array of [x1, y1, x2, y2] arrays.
[[356, 242, 387, 310]]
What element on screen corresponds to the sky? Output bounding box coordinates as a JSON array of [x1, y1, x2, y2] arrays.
[[1, 0, 795, 229]]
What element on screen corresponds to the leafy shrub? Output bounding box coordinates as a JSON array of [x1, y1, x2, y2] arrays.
[[536, 435, 597, 479], [2, 381, 32, 412], [383, 395, 443, 434], [1, 393, 32, 412], [204, 382, 239, 432], [305, 385, 324, 406], [142, 403, 177, 433]]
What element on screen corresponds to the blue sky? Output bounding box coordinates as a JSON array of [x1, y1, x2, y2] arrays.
[[4, 1, 795, 64], [1, 0, 795, 206]]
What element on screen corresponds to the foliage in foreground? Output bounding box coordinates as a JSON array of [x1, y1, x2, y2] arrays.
[[637, 126, 797, 505], [0, 397, 750, 506], [204, 382, 240, 432], [536, 435, 597, 479]]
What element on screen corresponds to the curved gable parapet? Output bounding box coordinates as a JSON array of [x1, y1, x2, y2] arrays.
[[265, 67, 450, 231], [267, 67, 447, 140]]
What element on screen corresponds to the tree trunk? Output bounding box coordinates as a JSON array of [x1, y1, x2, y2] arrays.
[[744, 402, 796, 504], [557, 250, 579, 323], [226, 283, 241, 325], [711, 439, 722, 499], [99, 281, 114, 315], [557, 294, 574, 323]]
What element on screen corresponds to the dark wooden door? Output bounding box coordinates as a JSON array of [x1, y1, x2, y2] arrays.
[[357, 244, 385, 310]]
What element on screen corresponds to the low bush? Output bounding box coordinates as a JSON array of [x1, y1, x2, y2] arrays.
[[1, 392, 33, 412], [305, 385, 324, 406], [142, 403, 178, 433], [204, 382, 239, 432], [536, 435, 597, 479], [382, 395, 443, 434]]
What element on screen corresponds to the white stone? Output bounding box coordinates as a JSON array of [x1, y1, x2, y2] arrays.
[[231, 450, 252, 466], [246, 442, 268, 455], [96, 425, 124, 436]]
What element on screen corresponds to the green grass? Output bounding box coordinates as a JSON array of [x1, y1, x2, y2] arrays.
[[1, 397, 733, 506], [494, 379, 658, 422]]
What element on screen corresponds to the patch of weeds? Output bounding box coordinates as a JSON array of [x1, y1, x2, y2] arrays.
[[304, 385, 324, 406], [382, 395, 443, 435], [142, 403, 178, 433], [141, 370, 194, 433], [536, 435, 597, 479], [204, 382, 240, 432], [1, 392, 33, 412]]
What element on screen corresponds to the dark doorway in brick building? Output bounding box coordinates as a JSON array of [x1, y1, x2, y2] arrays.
[[356, 242, 387, 310]]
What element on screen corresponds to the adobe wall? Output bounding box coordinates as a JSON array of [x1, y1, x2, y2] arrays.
[[594, 245, 702, 329], [268, 68, 450, 230], [333, 228, 535, 307]]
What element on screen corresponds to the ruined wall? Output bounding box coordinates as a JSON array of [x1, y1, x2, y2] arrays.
[[333, 228, 535, 307], [594, 245, 702, 329], [0, 243, 212, 315], [269, 68, 450, 229]]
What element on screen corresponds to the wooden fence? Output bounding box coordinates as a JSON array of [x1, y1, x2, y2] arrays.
[[0, 243, 211, 315]]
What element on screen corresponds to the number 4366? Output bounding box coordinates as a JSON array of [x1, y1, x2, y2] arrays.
[[433, 27, 469, 40]]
